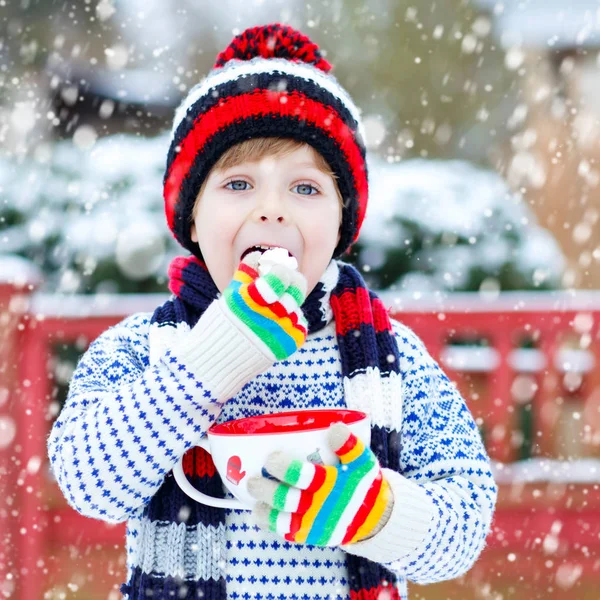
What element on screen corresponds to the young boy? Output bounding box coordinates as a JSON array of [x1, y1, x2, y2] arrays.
[[48, 23, 497, 600]]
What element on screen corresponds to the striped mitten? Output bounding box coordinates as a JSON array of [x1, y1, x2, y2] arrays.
[[220, 250, 309, 362], [248, 422, 393, 547]]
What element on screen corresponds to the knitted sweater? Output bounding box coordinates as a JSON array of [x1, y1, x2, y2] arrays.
[[48, 302, 497, 600]]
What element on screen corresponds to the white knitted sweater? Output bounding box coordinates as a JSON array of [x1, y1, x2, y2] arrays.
[[48, 298, 497, 599]]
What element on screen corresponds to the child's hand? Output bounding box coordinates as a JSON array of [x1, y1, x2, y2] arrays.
[[220, 250, 309, 362], [247, 422, 393, 547]]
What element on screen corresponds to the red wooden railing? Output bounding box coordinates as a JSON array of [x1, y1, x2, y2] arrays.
[[2, 282, 600, 599]]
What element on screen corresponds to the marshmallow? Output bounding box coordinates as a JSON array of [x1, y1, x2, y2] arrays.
[[258, 247, 298, 276]]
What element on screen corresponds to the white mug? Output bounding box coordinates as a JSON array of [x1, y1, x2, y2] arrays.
[[172, 409, 371, 510]]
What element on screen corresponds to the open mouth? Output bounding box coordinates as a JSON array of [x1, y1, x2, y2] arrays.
[[241, 245, 295, 261]]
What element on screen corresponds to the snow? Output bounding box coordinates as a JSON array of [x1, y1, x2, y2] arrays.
[[362, 157, 565, 292], [439, 346, 592, 374], [0, 133, 176, 292], [26, 286, 599, 373], [30, 292, 169, 318], [366, 158, 512, 236], [115, 219, 167, 280], [378, 289, 600, 312], [475, 0, 600, 49], [441, 346, 500, 372], [1, 133, 566, 295], [0, 4, 597, 594], [114, 0, 304, 73], [72, 67, 177, 107], [0, 254, 42, 287], [492, 458, 600, 484], [0, 415, 17, 450], [508, 348, 547, 373]]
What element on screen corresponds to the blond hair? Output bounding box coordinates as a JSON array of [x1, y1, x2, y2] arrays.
[[191, 138, 342, 222]]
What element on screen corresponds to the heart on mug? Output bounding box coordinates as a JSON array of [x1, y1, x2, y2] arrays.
[[226, 455, 246, 485]]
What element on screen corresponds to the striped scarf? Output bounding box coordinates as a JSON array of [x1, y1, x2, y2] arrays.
[[121, 255, 404, 600]]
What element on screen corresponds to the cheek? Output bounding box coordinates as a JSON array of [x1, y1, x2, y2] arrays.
[[196, 204, 239, 245], [299, 199, 339, 227], [303, 212, 339, 244]]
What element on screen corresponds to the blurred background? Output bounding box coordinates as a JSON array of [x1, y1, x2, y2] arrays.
[[1, 0, 600, 598]]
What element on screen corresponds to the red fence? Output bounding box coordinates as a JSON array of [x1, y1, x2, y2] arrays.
[[2, 283, 600, 599]]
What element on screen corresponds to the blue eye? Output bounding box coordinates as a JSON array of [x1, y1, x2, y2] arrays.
[[226, 180, 251, 191], [293, 183, 319, 196]]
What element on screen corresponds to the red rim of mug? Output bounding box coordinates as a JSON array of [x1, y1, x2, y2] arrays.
[[208, 409, 367, 436]]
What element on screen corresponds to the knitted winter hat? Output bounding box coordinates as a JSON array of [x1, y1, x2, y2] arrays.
[[163, 23, 368, 260]]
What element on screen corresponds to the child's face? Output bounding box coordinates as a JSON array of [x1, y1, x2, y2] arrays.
[[191, 145, 342, 297]]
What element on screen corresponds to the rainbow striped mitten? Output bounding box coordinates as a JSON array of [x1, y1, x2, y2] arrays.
[[247, 422, 393, 547], [221, 250, 308, 362]]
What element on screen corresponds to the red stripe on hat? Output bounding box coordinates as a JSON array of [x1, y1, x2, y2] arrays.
[[164, 160, 190, 232], [341, 472, 383, 545], [164, 89, 367, 233]]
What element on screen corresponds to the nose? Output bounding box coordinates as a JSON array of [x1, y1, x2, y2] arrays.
[[252, 188, 290, 224]]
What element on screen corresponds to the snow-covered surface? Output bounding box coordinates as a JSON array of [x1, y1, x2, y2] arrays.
[[379, 289, 600, 312], [0, 254, 42, 286], [442, 347, 595, 374], [28, 290, 599, 373], [362, 157, 565, 292], [492, 458, 600, 484], [30, 289, 600, 318], [508, 348, 547, 373], [441, 346, 501, 372], [1, 133, 566, 294], [0, 133, 176, 292], [0, 133, 170, 260], [30, 292, 169, 317]]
